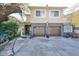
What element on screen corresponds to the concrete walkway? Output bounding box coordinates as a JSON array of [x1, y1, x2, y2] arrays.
[[1, 37, 79, 56]]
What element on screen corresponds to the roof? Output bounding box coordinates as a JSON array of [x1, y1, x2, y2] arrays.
[[28, 5, 67, 9], [64, 3, 79, 15]]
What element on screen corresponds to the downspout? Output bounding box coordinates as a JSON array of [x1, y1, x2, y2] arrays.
[[46, 4, 49, 38], [70, 13, 74, 33]]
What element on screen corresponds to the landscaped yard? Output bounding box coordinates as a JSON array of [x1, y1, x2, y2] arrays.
[[0, 16, 21, 52]]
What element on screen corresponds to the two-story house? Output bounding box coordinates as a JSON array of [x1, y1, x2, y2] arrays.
[[25, 4, 68, 37]]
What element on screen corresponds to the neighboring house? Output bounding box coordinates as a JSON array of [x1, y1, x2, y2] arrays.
[[64, 3, 79, 34], [25, 4, 69, 37]]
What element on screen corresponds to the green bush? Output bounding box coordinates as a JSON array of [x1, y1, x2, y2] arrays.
[[0, 17, 20, 41]]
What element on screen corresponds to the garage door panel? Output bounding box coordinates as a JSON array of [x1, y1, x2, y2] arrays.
[[33, 26, 45, 36], [47, 27, 61, 36], [34, 28, 45, 36]]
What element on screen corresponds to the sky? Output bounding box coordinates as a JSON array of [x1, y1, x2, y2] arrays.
[[0, 0, 79, 7]]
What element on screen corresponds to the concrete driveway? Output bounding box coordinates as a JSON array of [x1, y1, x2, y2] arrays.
[[14, 37, 79, 56]]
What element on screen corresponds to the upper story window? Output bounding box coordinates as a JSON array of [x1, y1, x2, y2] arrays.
[[36, 10, 45, 17], [49, 11, 60, 17]]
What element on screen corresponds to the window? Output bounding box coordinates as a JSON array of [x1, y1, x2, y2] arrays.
[[36, 11, 40, 16], [54, 11, 59, 17], [36, 10, 45, 17], [49, 11, 60, 17]]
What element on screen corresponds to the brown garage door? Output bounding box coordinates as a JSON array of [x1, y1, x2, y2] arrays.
[[47, 26, 61, 36], [33, 26, 45, 36]]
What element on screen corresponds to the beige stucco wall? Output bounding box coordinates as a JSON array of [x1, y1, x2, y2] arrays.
[[27, 6, 68, 24]]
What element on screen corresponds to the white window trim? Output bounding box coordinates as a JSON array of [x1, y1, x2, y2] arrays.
[[34, 9, 46, 18], [48, 10, 61, 18]]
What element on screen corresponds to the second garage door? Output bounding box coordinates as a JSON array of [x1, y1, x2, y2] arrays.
[[47, 26, 61, 36]]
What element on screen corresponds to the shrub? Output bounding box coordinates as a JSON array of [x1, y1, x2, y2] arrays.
[[0, 17, 20, 42]]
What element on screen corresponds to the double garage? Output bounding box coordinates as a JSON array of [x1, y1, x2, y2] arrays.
[[31, 23, 63, 36]]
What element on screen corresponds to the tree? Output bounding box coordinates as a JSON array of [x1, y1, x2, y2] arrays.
[[0, 3, 21, 21], [0, 3, 30, 22]]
